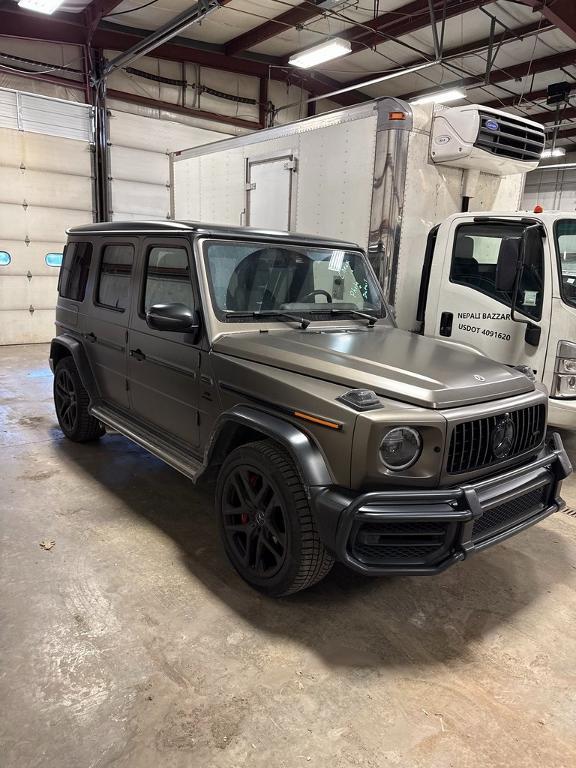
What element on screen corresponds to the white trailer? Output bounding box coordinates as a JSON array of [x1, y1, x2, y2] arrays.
[[171, 98, 576, 429]]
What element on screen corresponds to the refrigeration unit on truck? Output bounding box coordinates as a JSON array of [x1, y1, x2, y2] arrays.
[[170, 97, 576, 429]]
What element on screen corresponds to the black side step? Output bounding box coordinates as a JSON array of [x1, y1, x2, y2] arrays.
[[91, 404, 204, 482]]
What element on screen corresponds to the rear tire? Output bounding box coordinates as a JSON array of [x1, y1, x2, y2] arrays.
[[53, 357, 104, 442], [216, 440, 334, 596]]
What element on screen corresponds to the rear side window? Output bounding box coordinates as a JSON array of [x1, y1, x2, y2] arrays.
[[143, 246, 194, 313], [97, 244, 134, 311], [0, 251, 10, 266], [59, 242, 92, 301]]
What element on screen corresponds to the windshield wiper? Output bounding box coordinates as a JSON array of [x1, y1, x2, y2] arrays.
[[224, 310, 310, 329], [308, 308, 379, 327]]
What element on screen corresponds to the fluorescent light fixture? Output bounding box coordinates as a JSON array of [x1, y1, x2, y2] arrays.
[[541, 147, 567, 158], [411, 89, 466, 106], [289, 38, 352, 69], [18, 0, 64, 13]]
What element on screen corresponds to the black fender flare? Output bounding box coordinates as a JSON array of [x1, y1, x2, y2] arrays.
[[204, 404, 333, 488], [50, 335, 100, 405]]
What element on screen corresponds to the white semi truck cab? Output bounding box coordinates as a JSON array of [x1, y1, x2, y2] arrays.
[[171, 96, 576, 428], [419, 210, 576, 428]]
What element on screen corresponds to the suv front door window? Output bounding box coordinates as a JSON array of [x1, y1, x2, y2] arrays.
[[127, 240, 202, 449]]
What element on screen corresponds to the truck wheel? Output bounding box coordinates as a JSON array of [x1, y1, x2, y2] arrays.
[[216, 440, 334, 596], [53, 357, 104, 442]]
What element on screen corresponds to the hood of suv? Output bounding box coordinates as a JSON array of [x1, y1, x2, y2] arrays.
[[213, 326, 534, 409]]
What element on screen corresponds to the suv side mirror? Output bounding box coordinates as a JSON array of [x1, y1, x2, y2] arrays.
[[146, 303, 200, 335], [495, 238, 519, 292]]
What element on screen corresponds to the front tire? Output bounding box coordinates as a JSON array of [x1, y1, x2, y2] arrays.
[[216, 440, 334, 596], [53, 357, 104, 442]]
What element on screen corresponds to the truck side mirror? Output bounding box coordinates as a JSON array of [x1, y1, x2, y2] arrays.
[[521, 224, 544, 268], [146, 303, 200, 337], [495, 238, 519, 292]]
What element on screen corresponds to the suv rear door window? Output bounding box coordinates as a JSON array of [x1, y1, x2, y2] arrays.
[[97, 244, 134, 311], [450, 222, 544, 321], [143, 246, 194, 312], [59, 241, 92, 302]]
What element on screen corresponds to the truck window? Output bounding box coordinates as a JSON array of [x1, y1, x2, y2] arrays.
[[97, 244, 134, 311], [450, 223, 543, 321], [59, 242, 92, 302], [555, 219, 576, 308], [143, 246, 194, 312]]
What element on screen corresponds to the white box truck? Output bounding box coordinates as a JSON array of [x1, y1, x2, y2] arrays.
[[170, 97, 576, 428]]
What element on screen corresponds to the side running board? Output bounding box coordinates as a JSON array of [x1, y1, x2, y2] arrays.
[[90, 404, 204, 482]]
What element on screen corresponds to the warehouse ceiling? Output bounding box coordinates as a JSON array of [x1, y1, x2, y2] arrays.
[[1, 0, 575, 146]]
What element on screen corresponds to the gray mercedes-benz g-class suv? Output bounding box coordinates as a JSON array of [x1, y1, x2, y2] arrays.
[[50, 221, 571, 596]]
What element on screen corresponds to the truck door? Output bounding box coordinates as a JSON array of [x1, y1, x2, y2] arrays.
[[246, 154, 295, 231], [426, 219, 551, 378]]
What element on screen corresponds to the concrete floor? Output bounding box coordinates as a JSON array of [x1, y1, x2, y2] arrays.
[[1, 344, 576, 768]]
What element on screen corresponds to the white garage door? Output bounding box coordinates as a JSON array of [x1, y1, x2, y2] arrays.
[[0, 88, 93, 345], [108, 109, 229, 221]]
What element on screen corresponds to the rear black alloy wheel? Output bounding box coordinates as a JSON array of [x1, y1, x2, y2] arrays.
[[53, 357, 104, 442], [216, 440, 334, 596], [54, 367, 78, 434]]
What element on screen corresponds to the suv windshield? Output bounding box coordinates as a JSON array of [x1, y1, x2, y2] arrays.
[[203, 240, 386, 322], [555, 219, 576, 308]]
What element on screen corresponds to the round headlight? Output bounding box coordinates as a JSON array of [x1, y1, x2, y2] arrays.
[[380, 427, 422, 470]]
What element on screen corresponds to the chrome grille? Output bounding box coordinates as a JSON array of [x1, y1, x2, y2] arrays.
[[447, 404, 545, 474], [474, 112, 545, 162]]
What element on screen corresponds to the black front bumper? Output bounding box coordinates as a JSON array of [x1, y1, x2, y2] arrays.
[[312, 433, 572, 576]]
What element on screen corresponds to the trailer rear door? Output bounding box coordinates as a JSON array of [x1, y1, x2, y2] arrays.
[[246, 155, 294, 230]]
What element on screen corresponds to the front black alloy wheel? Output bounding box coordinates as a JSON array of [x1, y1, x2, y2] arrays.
[[54, 357, 104, 442], [216, 440, 334, 596], [221, 465, 289, 578]]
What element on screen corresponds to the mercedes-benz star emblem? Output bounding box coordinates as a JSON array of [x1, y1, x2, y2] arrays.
[[492, 416, 515, 459]]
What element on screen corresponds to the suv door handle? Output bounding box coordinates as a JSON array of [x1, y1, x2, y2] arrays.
[[85, 332, 97, 343], [439, 311, 453, 337], [130, 348, 146, 361]]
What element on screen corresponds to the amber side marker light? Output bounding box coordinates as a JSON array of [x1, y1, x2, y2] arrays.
[[293, 411, 342, 430], [389, 112, 406, 121]]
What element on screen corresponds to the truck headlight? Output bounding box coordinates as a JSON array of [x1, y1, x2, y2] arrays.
[[380, 427, 422, 470], [554, 341, 576, 398]]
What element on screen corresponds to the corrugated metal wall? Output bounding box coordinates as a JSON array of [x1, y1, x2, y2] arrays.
[[523, 162, 576, 212], [107, 108, 230, 221]]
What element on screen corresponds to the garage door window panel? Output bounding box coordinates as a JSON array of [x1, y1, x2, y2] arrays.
[[59, 242, 92, 302], [143, 246, 194, 314], [97, 244, 134, 311], [450, 223, 544, 322]]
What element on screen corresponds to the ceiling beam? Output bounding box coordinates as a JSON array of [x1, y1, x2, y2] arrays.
[[402, 49, 576, 100], [481, 87, 549, 108], [84, 0, 127, 28], [227, 0, 492, 60], [106, 88, 261, 130], [225, 2, 321, 57], [517, 0, 576, 44], [341, 0, 492, 53], [531, 104, 576, 122], [344, 19, 551, 89], [0, 6, 364, 106]]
